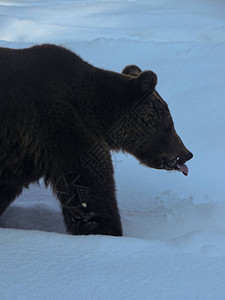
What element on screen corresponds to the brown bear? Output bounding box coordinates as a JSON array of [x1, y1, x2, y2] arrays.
[[0, 44, 193, 236]]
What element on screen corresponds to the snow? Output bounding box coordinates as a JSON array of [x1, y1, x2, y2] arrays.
[[1, 229, 225, 300], [0, 0, 225, 299]]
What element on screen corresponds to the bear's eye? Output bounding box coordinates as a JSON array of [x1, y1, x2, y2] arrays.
[[165, 126, 172, 132]]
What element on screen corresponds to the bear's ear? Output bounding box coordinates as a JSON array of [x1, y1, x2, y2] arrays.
[[122, 65, 142, 77], [137, 71, 157, 93]]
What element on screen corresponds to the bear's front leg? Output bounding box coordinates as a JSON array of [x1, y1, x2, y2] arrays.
[[62, 203, 122, 236], [51, 144, 122, 236]]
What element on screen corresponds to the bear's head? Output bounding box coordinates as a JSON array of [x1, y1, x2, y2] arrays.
[[107, 65, 193, 176]]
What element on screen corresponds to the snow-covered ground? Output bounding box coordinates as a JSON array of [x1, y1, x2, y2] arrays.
[[1, 0, 225, 299]]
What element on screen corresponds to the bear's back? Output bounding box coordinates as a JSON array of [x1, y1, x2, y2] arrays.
[[0, 44, 89, 82]]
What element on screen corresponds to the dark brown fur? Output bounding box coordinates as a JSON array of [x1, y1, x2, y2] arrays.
[[0, 45, 192, 236]]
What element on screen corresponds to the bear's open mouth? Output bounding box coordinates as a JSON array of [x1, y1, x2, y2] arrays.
[[166, 162, 189, 176], [159, 159, 189, 176]]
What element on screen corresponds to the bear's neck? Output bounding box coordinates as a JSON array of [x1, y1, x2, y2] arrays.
[[76, 67, 139, 149]]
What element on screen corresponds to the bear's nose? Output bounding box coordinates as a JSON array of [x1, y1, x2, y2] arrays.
[[186, 151, 193, 161]]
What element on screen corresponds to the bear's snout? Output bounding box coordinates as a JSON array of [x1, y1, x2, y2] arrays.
[[185, 151, 193, 162]]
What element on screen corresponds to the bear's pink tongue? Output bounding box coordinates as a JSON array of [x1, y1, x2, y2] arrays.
[[178, 164, 188, 176]]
